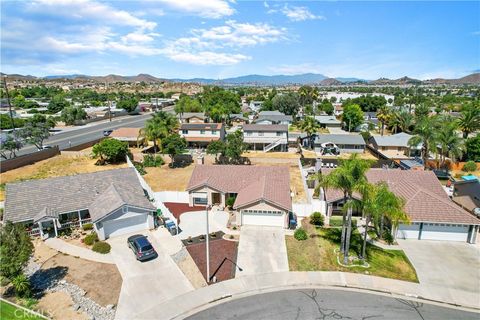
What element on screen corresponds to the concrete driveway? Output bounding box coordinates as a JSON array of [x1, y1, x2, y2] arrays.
[[236, 226, 289, 277], [399, 240, 480, 308], [108, 230, 194, 320], [177, 210, 229, 240]]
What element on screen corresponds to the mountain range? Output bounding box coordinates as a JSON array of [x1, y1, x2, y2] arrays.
[[2, 72, 479, 86]]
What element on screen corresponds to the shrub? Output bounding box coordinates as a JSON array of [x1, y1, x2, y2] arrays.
[[82, 223, 93, 231], [143, 154, 165, 167], [84, 233, 98, 246], [133, 161, 147, 175], [310, 212, 324, 226], [329, 216, 357, 228], [383, 230, 394, 245], [12, 274, 31, 298], [92, 138, 129, 165], [462, 161, 477, 172], [294, 228, 308, 241], [226, 196, 236, 209], [92, 241, 111, 254]]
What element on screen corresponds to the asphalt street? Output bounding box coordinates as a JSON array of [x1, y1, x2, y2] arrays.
[[187, 289, 479, 320]]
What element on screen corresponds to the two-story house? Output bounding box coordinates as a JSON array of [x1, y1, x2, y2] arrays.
[[178, 112, 209, 124], [180, 123, 225, 148], [254, 111, 293, 126], [242, 124, 288, 152]]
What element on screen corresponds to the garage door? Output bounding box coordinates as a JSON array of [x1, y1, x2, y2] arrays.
[[397, 223, 420, 239], [103, 214, 148, 239], [242, 210, 285, 228], [421, 223, 469, 242]]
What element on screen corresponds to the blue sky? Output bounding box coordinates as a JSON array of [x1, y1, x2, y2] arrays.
[[1, 0, 479, 79]]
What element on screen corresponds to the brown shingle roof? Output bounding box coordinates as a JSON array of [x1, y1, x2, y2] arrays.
[[321, 168, 479, 225], [110, 127, 141, 139], [242, 124, 288, 132], [187, 165, 292, 211]]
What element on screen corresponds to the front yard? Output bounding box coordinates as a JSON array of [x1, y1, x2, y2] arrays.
[[0, 300, 46, 320], [286, 220, 418, 282]]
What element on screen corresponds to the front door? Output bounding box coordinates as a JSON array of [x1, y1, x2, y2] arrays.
[[212, 193, 221, 205]]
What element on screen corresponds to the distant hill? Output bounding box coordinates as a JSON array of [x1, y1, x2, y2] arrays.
[[42, 73, 166, 83], [172, 73, 330, 85]]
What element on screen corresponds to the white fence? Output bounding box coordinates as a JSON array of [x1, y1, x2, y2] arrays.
[[154, 191, 189, 203], [292, 200, 323, 218], [126, 156, 178, 226]]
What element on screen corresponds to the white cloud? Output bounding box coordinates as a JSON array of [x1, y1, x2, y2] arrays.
[[156, 0, 234, 19], [281, 5, 325, 22], [269, 63, 323, 75]]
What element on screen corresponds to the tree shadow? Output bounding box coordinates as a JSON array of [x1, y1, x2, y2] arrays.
[[30, 266, 69, 298]]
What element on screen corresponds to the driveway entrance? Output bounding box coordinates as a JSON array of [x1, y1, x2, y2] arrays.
[[236, 226, 289, 277]]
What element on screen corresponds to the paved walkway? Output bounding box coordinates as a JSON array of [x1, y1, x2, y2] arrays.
[[44, 238, 114, 264], [136, 271, 480, 319]]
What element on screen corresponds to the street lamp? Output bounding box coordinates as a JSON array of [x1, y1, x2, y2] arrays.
[[205, 204, 212, 283]]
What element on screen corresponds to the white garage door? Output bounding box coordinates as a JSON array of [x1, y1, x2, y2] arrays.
[[397, 223, 420, 239], [242, 210, 285, 228], [103, 214, 148, 239], [421, 223, 469, 242]]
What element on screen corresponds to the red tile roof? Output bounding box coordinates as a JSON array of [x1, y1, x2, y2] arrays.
[[187, 165, 292, 211], [321, 168, 479, 225]]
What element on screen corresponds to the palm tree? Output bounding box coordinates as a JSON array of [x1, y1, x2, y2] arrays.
[[397, 110, 414, 133], [298, 116, 321, 149], [457, 103, 480, 139], [376, 105, 391, 136], [408, 117, 437, 170], [436, 118, 465, 172], [319, 154, 371, 264], [144, 111, 178, 153], [387, 110, 401, 134]]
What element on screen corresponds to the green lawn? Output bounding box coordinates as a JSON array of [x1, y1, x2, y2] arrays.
[[286, 220, 418, 282], [0, 300, 46, 320]]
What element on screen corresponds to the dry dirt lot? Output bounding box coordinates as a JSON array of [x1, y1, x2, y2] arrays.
[[0, 154, 127, 200], [37, 291, 89, 320]]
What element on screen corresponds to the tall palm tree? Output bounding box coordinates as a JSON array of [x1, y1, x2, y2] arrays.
[[396, 110, 414, 133], [436, 118, 465, 172], [376, 105, 391, 136], [457, 103, 480, 139], [298, 116, 321, 149], [408, 117, 437, 170], [387, 110, 401, 134], [319, 154, 371, 264], [144, 111, 178, 153]]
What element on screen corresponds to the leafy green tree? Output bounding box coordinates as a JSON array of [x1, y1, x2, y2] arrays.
[[457, 103, 480, 139], [376, 105, 391, 136], [347, 95, 387, 112], [117, 97, 139, 113], [206, 140, 226, 163], [12, 94, 26, 108], [200, 87, 240, 122], [162, 133, 187, 167], [47, 94, 70, 113], [92, 138, 129, 164], [61, 106, 87, 125], [144, 111, 178, 152], [298, 116, 320, 148], [0, 134, 22, 159], [408, 117, 437, 169], [175, 96, 202, 115], [272, 92, 301, 116], [342, 104, 364, 132], [414, 104, 430, 119], [0, 221, 33, 281], [465, 136, 480, 162], [0, 114, 25, 129], [224, 130, 248, 164], [462, 161, 477, 172], [318, 100, 334, 115]]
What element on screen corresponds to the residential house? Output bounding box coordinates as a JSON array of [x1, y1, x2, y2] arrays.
[[242, 124, 288, 152], [452, 180, 480, 215], [314, 134, 366, 155], [229, 114, 249, 126], [187, 165, 292, 228], [3, 168, 156, 240], [369, 132, 420, 159], [314, 115, 342, 129], [178, 112, 208, 124], [110, 127, 146, 147], [319, 168, 479, 243], [249, 101, 263, 112], [180, 123, 225, 148], [254, 111, 293, 126]]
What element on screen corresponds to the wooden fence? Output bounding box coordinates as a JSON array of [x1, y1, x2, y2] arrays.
[[0, 146, 60, 173]]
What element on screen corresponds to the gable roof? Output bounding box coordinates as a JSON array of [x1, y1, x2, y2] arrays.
[[371, 132, 413, 147], [255, 111, 293, 123], [242, 124, 288, 132], [314, 115, 341, 125], [4, 168, 154, 223], [453, 180, 480, 213], [187, 165, 291, 211], [110, 127, 142, 139], [321, 168, 479, 225], [178, 112, 206, 119], [314, 134, 365, 146]]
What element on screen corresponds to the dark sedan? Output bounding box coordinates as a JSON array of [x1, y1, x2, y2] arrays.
[[103, 129, 113, 136], [127, 234, 158, 261]]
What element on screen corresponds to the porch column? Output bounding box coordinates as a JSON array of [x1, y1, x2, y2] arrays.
[[38, 222, 44, 238], [78, 210, 83, 228], [53, 219, 58, 237]]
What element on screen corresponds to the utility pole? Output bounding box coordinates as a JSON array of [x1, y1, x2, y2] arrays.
[[106, 81, 112, 122], [2, 76, 16, 134]]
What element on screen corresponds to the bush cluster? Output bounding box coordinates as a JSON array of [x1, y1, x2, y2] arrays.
[[226, 196, 236, 209], [82, 223, 93, 231], [294, 228, 308, 241], [143, 154, 165, 167], [310, 212, 324, 226], [92, 241, 111, 254], [383, 230, 394, 245], [84, 233, 98, 246], [462, 161, 477, 172]]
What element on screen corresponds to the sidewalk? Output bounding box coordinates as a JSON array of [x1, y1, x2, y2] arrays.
[[45, 238, 114, 264], [136, 271, 480, 319]]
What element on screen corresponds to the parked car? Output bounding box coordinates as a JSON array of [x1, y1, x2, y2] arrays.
[[103, 129, 113, 136], [127, 234, 158, 261], [38, 145, 52, 151]]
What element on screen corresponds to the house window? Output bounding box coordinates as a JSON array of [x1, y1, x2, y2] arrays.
[[200, 130, 206, 134], [193, 197, 208, 205], [182, 129, 188, 134], [246, 132, 252, 136], [211, 130, 217, 135], [276, 132, 283, 136], [258, 132, 264, 136]]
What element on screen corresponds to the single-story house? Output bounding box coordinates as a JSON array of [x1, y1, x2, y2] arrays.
[[254, 111, 293, 125], [187, 165, 292, 228], [229, 114, 249, 126], [178, 112, 208, 124], [369, 132, 420, 159], [314, 115, 342, 128], [319, 168, 479, 243], [3, 168, 156, 240], [110, 127, 146, 147], [242, 124, 288, 152], [180, 123, 225, 148], [314, 134, 366, 155], [452, 179, 480, 215]]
